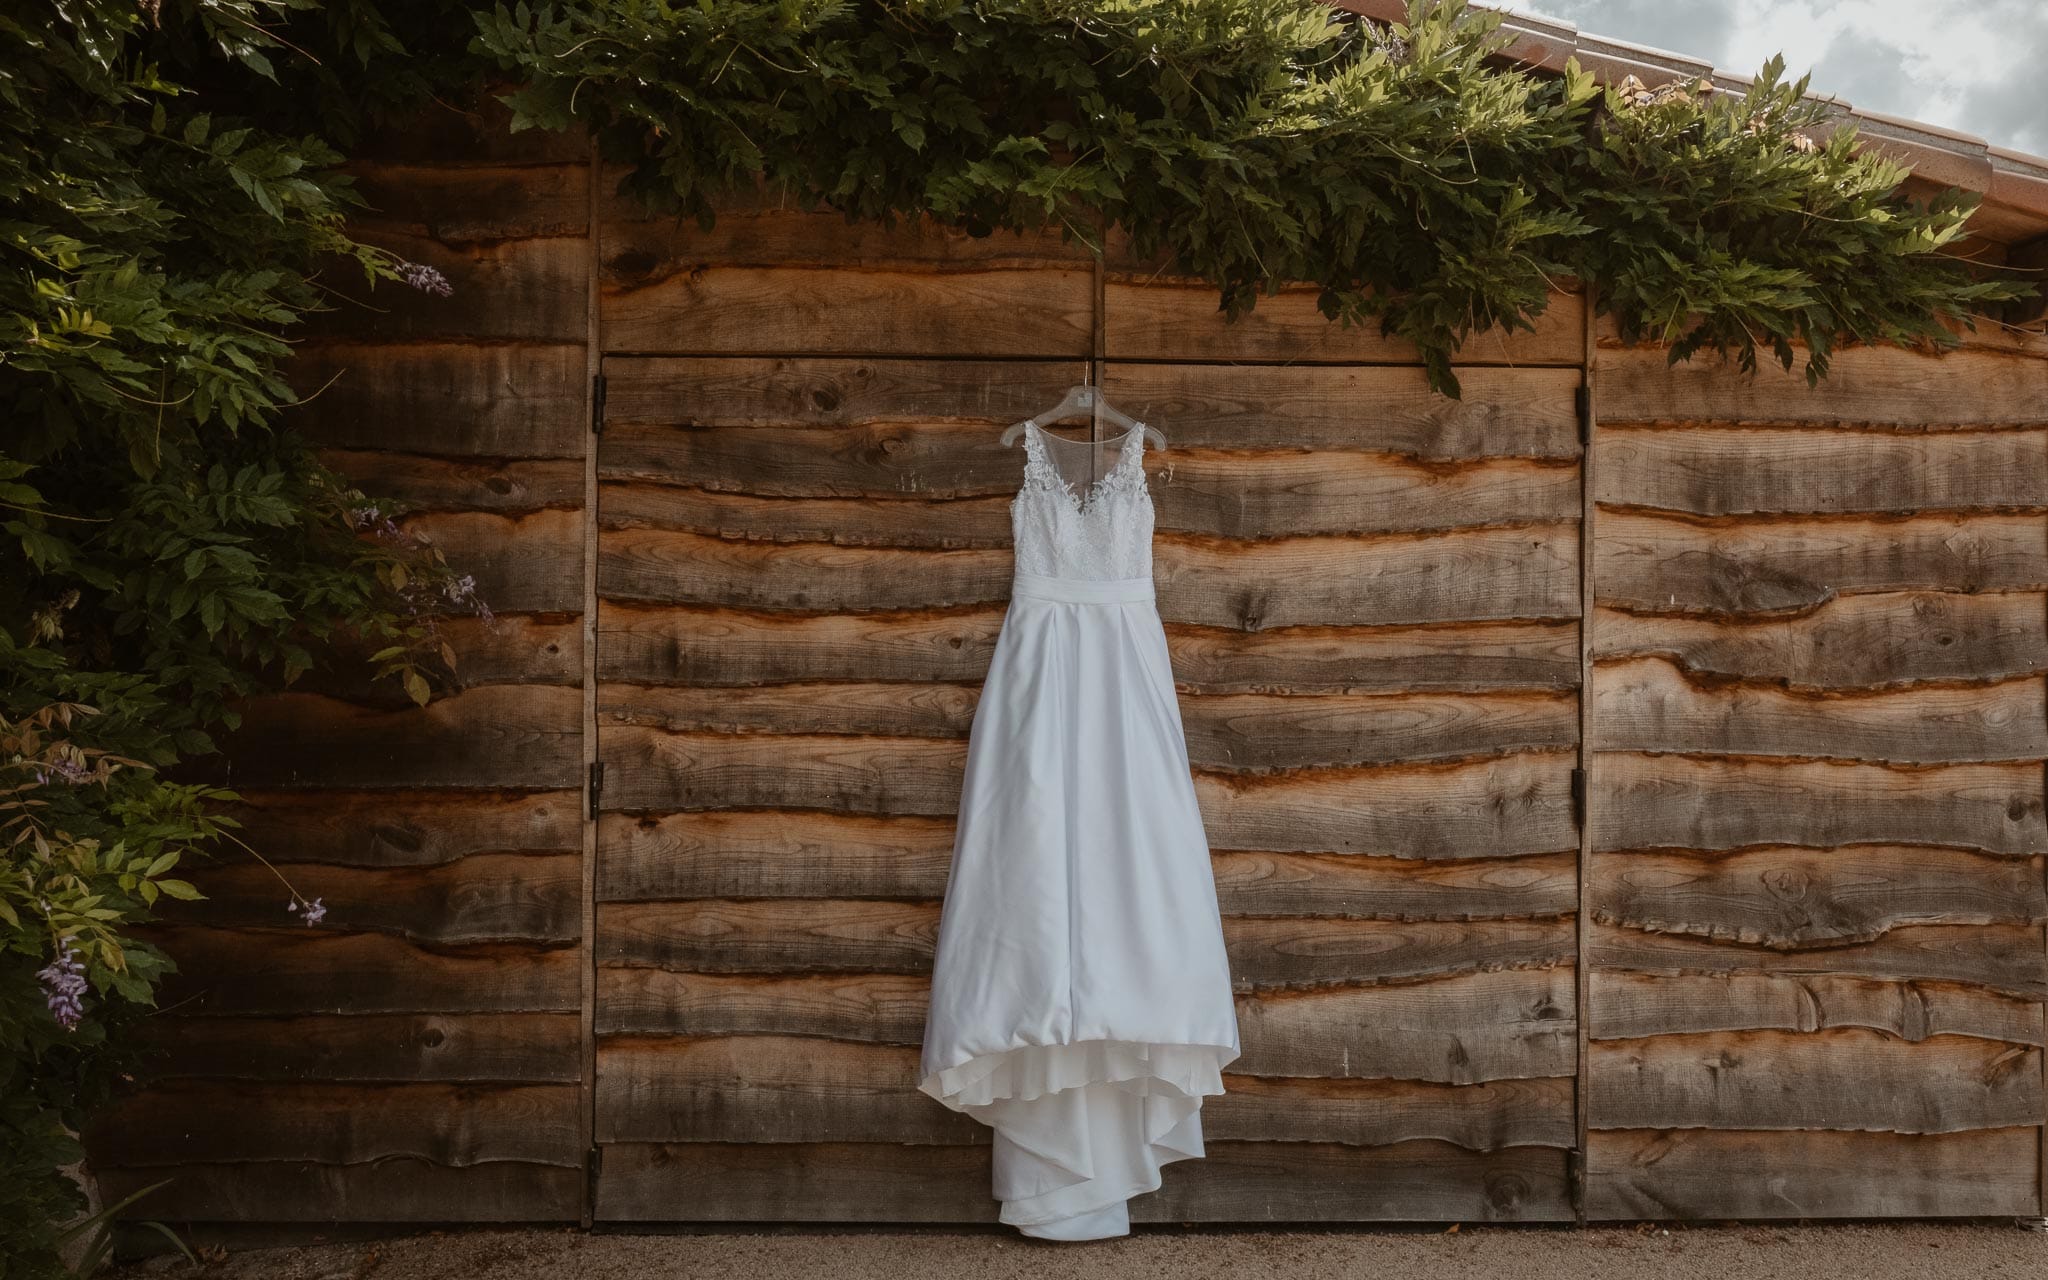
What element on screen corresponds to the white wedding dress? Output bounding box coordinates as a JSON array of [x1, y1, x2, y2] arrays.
[[917, 416, 1241, 1240]]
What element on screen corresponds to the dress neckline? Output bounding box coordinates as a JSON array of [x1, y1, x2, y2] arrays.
[[1027, 419, 1145, 451], [1022, 418, 1146, 514]]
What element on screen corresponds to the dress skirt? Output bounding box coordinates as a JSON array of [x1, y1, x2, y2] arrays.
[[918, 568, 1242, 1239]]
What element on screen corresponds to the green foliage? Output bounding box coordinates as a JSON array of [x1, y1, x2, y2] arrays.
[[1567, 55, 2017, 381], [472, 0, 2029, 393], [0, 3, 476, 1270]]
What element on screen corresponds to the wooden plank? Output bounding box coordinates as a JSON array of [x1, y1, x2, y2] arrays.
[[596, 899, 1574, 988], [1591, 845, 2047, 948], [603, 195, 1089, 271], [605, 731, 1574, 856], [401, 508, 584, 614], [597, 683, 1578, 769], [585, 962, 1572, 1081], [1215, 849, 1578, 920], [319, 451, 585, 515], [582, 135, 604, 1237], [217, 685, 581, 790], [95, 1160, 580, 1223], [598, 449, 1579, 541], [1593, 425, 2048, 515], [293, 617, 583, 704], [172, 852, 581, 944], [1591, 658, 2048, 763], [1195, 752, 1577, 860], [224, 789, 581, 869], [1104, 279, 1585, 366], [598, 483, 1009, 547], [594, 1036, 983, 1145], [1591, 752, 2048, 856], [287, 342, 588, 458], [1100, 363, 1583, 459], [593, 1140, 1574, 1222], [1230, 966, 1577, 1082], [1208, 1075, 1575, 1149], [1186, 690, 1578, 770], [1590, 970, 2046, 1045], [593, 1034, 1573, 1149], [1155, 453, 1579, 538], [599, 681, 975, 741], [346, 162, 590, 243], [1594, 510, 2048, 616], [83, 1081, 582, 1167], [596, 727, 962, 814], [597, 810, 953, 901], [1225, 917, 1574, 990], [596, 969, 936, 1041], [598, 602, 1006, 687], [599, 420, 1028, 496], [595, 529, 1007, 611], [595, 526, 1580, 628], [593, 966, 1576, 1084], [1157, 527, 1581, 630], [1587, 1029, 2041, 1133], [594, 1141, 995, 1221], [438, 615, 583, 688], [308, 231, 588, 343], [602, 264, 1093, 356], [1164, 620, 1582, 694], [1585, 1127, 2040, 1219], [599, 356, 1087, 429], [136, 1013, 583, 1082], [1576, 287, 1597, 1223], [147, 926, 582, 1015], [1588, 921, 2047, 1000], [1595, 340, 2048, 427], [596, 898, 938, 974], [1146, 1140, 1573, 1222], [602, 832, 1574, 922], [1589, 592, 2048, 690], [597, 602, 1580, 693]]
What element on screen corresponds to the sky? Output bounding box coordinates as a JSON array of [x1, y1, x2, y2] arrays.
[[1497, 0, 2048, 157]]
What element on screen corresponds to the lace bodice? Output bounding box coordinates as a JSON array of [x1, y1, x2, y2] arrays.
[[1012, 418, 1154, 581]]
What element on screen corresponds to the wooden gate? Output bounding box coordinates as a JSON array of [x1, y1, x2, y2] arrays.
[[585, 194, 1592, 1221]]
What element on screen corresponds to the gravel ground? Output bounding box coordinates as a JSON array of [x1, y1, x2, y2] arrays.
[[106, 1220, 2048, 1280]]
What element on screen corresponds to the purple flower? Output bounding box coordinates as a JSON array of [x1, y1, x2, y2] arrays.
[[440, 572, 495, 626], [397, 261, 453, 298], [37, 940, 87, 1030], [30, 758, 91, 785], [347, 505, 406, 542], [286, 896, 326, 926]]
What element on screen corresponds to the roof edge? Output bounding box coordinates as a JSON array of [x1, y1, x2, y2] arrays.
[[1324, 0, 2048, 246]]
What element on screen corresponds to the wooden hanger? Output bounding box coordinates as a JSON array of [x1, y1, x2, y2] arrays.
[[1000, 384, 1168, 449]]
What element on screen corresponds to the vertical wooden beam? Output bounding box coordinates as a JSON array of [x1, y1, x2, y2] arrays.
[[1090, 225, 1108, 469], [1574, 284, 1596, 1227], [577, 135, 603, 1229]]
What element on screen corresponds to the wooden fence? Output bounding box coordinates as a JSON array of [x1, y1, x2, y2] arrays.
[[85, 118, 2048, 1227]]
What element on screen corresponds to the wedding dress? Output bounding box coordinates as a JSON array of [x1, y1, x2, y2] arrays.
[[917, 416, 1241, 1240]]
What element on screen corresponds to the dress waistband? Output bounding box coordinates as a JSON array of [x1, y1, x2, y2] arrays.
[[1011, 570, 1155, 604]]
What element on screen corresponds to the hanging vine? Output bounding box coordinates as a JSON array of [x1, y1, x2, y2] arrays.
[[472, 0, 2030, 394]]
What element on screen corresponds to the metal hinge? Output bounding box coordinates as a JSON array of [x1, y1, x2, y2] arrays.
[[1570, 766, 1587, 829], [1574, 383, 1592, 447], [591, 372, 608, 435], [587, 760, 605, 820]]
